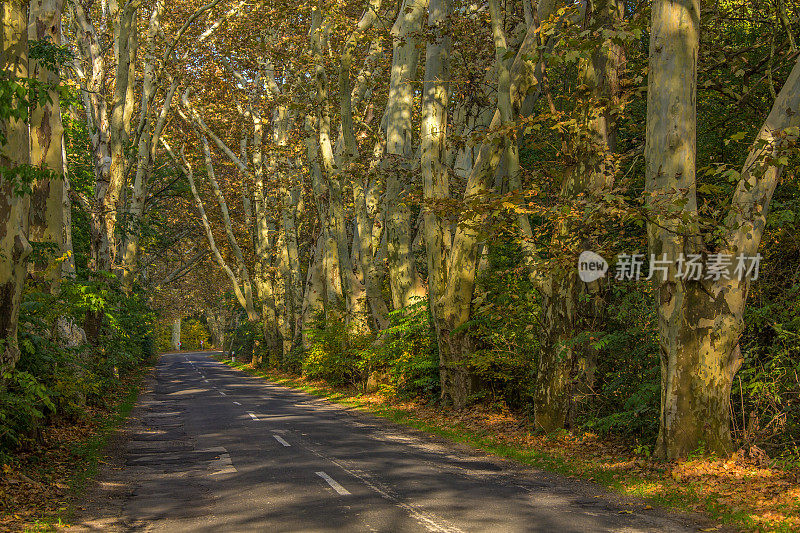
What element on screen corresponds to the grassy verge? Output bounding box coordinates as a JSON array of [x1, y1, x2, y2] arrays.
[[215, 355, 800, 533], [0, 357, 156, 532]]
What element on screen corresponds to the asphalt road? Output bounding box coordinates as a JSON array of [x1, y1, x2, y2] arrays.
[[70, 352, 712, 532]]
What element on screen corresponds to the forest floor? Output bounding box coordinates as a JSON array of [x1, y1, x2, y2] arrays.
[[216, 357, 800, 533], [0, 361, 155, 532]]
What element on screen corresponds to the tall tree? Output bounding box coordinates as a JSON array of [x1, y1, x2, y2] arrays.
[[383, 0, 428, 310], [434, 0, 566, 407], [646, 0, 800, 458], [28, 0, 66, 291], [534, 0, 623, 431], [0, 0, 33, 375], [70, 0, 140, 273]]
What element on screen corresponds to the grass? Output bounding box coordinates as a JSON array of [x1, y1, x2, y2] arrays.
[[65, 374, 143, 497], [215, 355, 800, 533], [0, 358, 156, 532]]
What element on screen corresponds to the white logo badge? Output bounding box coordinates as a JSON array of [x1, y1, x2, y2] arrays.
[[578, 251, 608, 283]]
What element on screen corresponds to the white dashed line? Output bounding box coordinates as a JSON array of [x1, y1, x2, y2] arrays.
[[272, 434, 291, 447], [219, 391, 226, 396], [316, 471, 350, 495], [304, 447, 461, 532], [248, 412, 259, 421], [233, 401, 241, 406]]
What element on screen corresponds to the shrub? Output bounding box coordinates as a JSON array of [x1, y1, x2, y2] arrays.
[[578, 283, 661, 441], [303, 318, 366, 387], [371, 301, 439, 399], [1, 276, 155, 455], [469, 240, 539, 409], [0, 370, 54, 452]]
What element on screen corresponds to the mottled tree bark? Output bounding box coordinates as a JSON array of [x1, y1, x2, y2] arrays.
[[383, 0, 427, 310], [61, 141, 75, 279], [302, 234, 326, 350], [106, 1, 138, 271], [647, 0, 800, 455], [644, 0, 718, 459], [420, 0, 453, 399], [0, 0, 33, 375], [121, 0, 170, 290], [534, 0, 621, 432], [28, 0, 65, 292]]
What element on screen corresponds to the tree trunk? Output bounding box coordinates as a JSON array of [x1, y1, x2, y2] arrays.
[[0, 0, 33, 376], [302, 234, 326, 350], [647, 17, 800, 457], [353, 175, 389, 329], [282, 182, 303, 352], [383, 0, 427, 310], [28, 0, 66, 292], [420, 0, 453, 398], [310, 3, 370, 332], [261, 269, 282, 366], [105, 2, 138, 273], [644, 0, 709, 459], [534, 0, 621, 432], [435, 0, 560, 407], [121, 0, 173, 290], [274, 229, 292, 360], [171, 318, 181, 351], [71, 0, 139, 274], [61, 141, 76, 279]]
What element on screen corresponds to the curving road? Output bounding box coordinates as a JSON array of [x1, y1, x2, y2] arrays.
[[70, 352, 711, 532]]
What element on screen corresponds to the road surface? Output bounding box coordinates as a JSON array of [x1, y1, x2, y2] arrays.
[[70, 352, 712, 532]]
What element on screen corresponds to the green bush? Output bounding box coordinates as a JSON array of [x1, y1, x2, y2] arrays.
[[154, 323, 172, 352], [0, 370, 54, 452], [301, 302, 439, 397], [578, 283, 661, 441], [303, 318, 366, 387], [1, 276, 155, 455], [371, 301, 439, 399], [469, 240, 540, 409]]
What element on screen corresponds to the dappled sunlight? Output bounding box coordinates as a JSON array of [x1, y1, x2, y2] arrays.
[[4, 0, 800, 530], [168, 388, 209, 396], [244, 360, 800, 531]]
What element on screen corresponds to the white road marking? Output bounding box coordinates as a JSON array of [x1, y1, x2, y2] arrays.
[[248, 412, 259, 421], [219, 391, 226, 396], [272, 434, 291, 447], [233, 401, 241, 405], [200, 446, 237, 475], [305, 447, 462, 532], [316, 471, 351, 495]]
